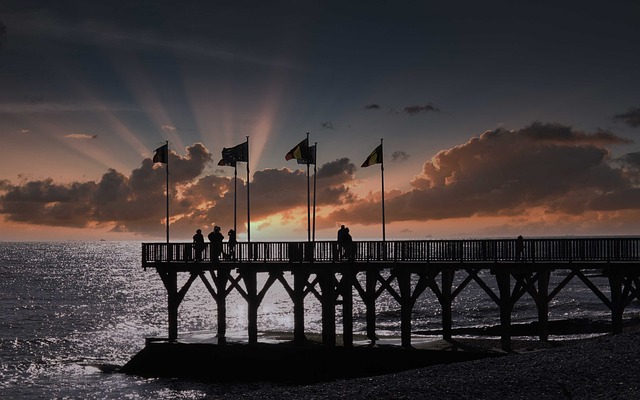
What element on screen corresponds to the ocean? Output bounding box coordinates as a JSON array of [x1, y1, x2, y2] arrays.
[[1, 241, 638, 399]]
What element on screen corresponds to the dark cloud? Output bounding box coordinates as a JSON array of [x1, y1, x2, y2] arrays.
[[0, 145, 358, 238], [614, 107, 640, 128], [520, 122, 632, 145], [619, 152, 640, 168], [0, 143, 213, 236], [391, 151, 410, 162], [317, 158, 356, 182], [322, 122, 637, 226], [320, 121, 335, 130], [365, 104, 380, 110], [404, 104, 440, 115], [1, 179, 97, 227]]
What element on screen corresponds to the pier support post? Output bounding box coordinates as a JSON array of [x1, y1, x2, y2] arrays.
[[214, 267, 229, 344], [320, 270, 336, 347], [244, 269, 259, 344], [537, 269, 550, 341], [441, 269, 454, 340], [365, 268, 378, 342], [608, 270, 624, 334], [166, 270, 179, 342], [342, 267, 354, 347], [293, 268, 307, 345], [496, 271, 512, 351], [398, 269, 412, 348]]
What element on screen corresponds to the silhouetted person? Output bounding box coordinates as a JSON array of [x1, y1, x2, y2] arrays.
[[337, 225, 347, 260], [343, 227, 354, 261], [208, 226, 224, 262], [193, 229, 205, 261], [227, 229, 237, 261], [516, 235, 524, 261]]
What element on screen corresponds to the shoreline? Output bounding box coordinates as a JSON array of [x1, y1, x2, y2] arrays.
[[217, 323, 640, 399], [119, 317, 640, 385]]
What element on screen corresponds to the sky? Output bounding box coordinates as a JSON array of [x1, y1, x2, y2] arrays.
[[1, 0, 640, 241]]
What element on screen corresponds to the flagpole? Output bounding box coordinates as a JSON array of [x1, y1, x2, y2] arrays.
[[165, 140, 170, 244], [312, 141, 317, 242], [380, 138, 386, 243], [246, 136, 251, 246], [306, 132, 311, 243], [233, 163, 237, 235]]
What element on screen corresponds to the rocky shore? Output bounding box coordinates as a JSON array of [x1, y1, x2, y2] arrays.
[[216, 327, 640, 399]]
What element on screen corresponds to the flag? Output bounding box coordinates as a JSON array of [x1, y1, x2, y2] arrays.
[[361, 144, 382, 167], [153, 143, 168, 164], [218, 141, 248, 167], [285, 138, 309, 161], [297, 144, 316, 165]]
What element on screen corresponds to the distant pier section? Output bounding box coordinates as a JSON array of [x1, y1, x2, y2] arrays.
[[142, 237, 640, 350]]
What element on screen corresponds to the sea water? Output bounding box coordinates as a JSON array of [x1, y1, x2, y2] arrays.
[[1, 241, 637, 399]]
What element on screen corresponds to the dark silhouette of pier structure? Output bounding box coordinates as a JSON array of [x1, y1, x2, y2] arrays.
[[142, 237, 640, 350]]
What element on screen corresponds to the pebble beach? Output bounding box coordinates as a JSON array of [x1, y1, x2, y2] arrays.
[[218, 327, 640, 399]]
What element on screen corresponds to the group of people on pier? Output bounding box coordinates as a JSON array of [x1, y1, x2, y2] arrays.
[[192, 226, 237, 261], [191, 224, 355, 262]]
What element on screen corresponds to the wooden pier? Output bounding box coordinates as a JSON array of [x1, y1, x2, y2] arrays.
[[142, 237, 640, 350]]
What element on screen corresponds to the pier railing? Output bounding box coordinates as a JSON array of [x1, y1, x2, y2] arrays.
[[142, 237, 640, 265]]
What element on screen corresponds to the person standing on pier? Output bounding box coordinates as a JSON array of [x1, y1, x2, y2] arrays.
[[193, 229, 205, 261], [227, 229, 237, 261], [337, 225, 346, 260], [516, 235, 524, 262], [343, 227, 354, 261], [208, 226, 224, 262]]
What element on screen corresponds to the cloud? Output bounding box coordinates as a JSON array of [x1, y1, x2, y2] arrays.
[[322, 122, 637, 226], [519, 122, 631, 145], [65, 133, 97, 140], [614, 107, 640, 128], [0, 143, 213, 235], [619, 152, 640, 168], [162, 124, 177, 132], [365, 104, 380, 110], [3, 123, 638, 238], [404, 103, 440, 115], [0, 144, 358, 238], [391, 151, 410, 162], [320, 121, 335, 130]]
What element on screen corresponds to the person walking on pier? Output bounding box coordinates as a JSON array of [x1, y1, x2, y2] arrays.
[[227, 229, 237, 261], [193, 229, 205, 261], [208, 226, 224, 262]]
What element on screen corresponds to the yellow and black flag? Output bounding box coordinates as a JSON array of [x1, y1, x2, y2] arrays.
[[361, 144, 382, 167], [285, 138, 309, 161]]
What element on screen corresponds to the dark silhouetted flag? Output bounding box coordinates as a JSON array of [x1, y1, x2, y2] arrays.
[[361, 144, 382, 167], [297, 144, 316, 165], [285, 138, 309, 161], [153, 143, 168, 164], [218, 141, 248, 167]]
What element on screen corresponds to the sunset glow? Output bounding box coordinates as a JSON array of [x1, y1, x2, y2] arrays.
[[1, 2, 640, 241]]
